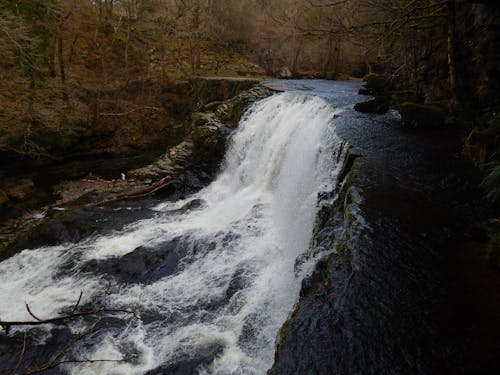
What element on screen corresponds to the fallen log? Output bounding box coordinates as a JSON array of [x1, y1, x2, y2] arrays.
[[90, 175, 175, 207]]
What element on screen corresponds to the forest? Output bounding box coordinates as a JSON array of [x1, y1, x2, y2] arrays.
[[0, 1, 499, 374], [0, 0, 498, 167]]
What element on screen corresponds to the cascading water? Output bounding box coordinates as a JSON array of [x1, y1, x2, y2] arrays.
[[0, 91, 349, 374]]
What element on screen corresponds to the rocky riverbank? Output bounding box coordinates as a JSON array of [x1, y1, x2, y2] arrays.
[[0, 79, 275, 258]]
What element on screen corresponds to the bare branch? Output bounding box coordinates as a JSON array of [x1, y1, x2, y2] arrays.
[[72, 291, 84, 314], [24, 303, 42, 322], [11, 332, 28, 375], [1, 307, 136, 334], [14, 323, 124, 375]]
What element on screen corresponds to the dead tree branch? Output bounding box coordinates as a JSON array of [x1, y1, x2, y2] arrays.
[[0, 306, 136, 335]]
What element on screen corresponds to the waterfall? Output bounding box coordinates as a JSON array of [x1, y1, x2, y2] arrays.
[[0, 92, 347, 374]]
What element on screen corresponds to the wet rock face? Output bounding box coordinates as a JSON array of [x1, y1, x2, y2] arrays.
[[354, 96, 390, 114], [128, 141, 193, 180], [144, 344, 224, 375], [6, 202, 156, 257], [355, 73, 393, 114]]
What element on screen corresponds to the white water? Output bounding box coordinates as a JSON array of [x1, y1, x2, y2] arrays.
[[0, 92, 346, 374]]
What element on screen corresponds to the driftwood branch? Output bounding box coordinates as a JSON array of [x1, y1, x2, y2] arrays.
[[22, 359, 125, 374], [91, 175, 175, 207], [25, 303, 42, 322], [113, 176, 174, 200], [0, 293, 134, 374], [0, 306, 136, 335], [72, 290, 83, 314], [11, 332, 28, 375], [12, 323, 124, 375]]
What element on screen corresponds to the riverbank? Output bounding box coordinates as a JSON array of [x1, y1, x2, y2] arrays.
[[0, 79, 275, 258]]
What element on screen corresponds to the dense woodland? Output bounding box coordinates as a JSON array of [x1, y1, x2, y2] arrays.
[[0, 0, 499, 215]]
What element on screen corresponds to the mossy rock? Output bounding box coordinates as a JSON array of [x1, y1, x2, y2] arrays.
[[354, 96, 390, 114], [216, 85, 274, 125], [363, 73, 392, 94], [216, 99, 247, 125], [192, 125, 219, 143], [398, 102, 448, 128]]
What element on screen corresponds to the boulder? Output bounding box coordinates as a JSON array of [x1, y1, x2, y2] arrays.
[[280, 66, 293, 79], [354, 96, 391, 114], [398, 102, 448, 128], [128, 141, 193, 180], [362, 73, 392, 94]]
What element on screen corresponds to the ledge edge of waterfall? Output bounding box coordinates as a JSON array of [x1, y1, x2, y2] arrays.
[[269, 146, 362, 374]]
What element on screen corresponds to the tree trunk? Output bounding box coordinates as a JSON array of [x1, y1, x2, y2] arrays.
[[68, 35, 79, 64], [49, 35, 56, 77], [291, 40, 303, 75], [57, 30, 68, 102], [107, 0, 114, 20]]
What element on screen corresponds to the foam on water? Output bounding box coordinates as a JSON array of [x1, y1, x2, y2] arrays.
[[0, 92, 347, 374]]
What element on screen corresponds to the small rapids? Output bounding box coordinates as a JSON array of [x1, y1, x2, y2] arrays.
[[0, 91, 348, 374]]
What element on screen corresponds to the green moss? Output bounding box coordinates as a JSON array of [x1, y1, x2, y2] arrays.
[[193, 126, 211, 140], [363, 73, 391, 93], [272, 300, 301, 368], [335, 240, 351, 256], [216, 98, 248, 125], [335, 157, 360, 213]]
